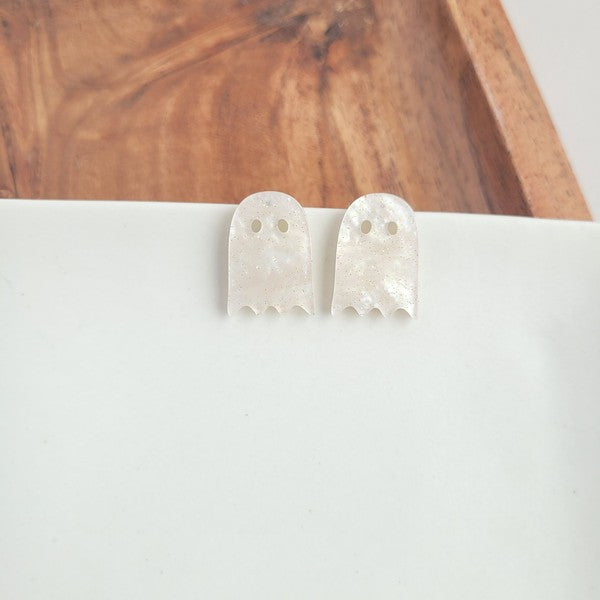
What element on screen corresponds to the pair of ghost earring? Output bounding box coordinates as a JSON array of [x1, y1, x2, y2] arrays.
[[227, 191, 418, 317]]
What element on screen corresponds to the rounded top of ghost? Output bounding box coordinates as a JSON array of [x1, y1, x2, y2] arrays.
[[230, 191, 309, 242], [337, 193, 416, 247], [234, 191, 304, 221]]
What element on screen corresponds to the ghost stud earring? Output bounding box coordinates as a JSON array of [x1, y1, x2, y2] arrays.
[[228, 191, 315, 315], [331, 193, 418, 317]]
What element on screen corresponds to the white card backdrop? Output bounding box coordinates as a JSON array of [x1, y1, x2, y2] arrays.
[[1, 200, 599, 599]]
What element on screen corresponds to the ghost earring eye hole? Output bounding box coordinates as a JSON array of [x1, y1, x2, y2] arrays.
[[278, 219, 289, 233], [251, 219, 262, 233], [361, 220, 372, 234], [387, 221, 398, 235]]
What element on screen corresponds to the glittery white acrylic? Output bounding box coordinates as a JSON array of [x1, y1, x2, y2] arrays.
[[331, 193, 418, 317], [228, 191, 315, 315]]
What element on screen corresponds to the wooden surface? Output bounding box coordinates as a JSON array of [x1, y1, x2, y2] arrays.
[[0, 0, 590, 219]]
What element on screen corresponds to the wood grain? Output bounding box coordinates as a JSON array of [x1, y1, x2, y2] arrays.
[[0, 0, 590, 219]]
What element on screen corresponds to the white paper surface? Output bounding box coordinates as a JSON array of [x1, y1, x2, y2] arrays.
[[1, 200, 599, 599]]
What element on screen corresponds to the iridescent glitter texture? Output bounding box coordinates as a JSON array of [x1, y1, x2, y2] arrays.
[[331, 194, 418, 317], [228, 191, 314, 315]]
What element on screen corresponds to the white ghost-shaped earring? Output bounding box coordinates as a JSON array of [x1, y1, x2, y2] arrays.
[[228, 191, 315, 315], [331, 193, 418, 317]]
